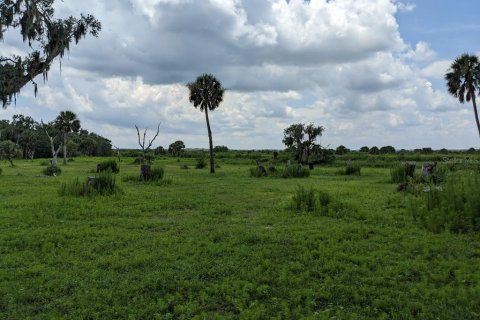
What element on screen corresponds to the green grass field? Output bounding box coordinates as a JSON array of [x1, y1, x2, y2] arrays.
[[0, 157, 479, 319]]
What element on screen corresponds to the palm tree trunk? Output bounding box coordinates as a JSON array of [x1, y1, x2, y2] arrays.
[[204, 107, 215, 174], [63, 133, 67, 165], [472, 95, 480, 139]]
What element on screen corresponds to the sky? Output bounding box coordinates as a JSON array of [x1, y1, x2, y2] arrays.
[[1, 0, 480, 150]]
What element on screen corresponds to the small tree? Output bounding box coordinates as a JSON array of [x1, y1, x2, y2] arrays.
[[168, 140, 185, 157], [336, 145, 349, 155], [380, 145, 396, 154], [0, 140, 19, 166], [369, 146, 380, 155], [283, 123, 324, 165], [41, 121, 62, 167], [135, 123, 160, 164]]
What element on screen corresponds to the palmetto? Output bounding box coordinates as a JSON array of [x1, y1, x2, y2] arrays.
[[445, 54, 480, 139]]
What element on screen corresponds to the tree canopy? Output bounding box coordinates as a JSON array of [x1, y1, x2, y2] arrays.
[[283, 123, 324, 164], [0, 0, 101, 107], [445, 54, 480, 138]]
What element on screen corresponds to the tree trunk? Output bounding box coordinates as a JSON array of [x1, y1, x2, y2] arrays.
[[204, 107, 215, 174], [472, 94, 480, 139], [63, 133, 68, 165]]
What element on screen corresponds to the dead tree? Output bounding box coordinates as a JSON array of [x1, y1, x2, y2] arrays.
[[41, 121, 62, 167], [135, 123, 161, 164]]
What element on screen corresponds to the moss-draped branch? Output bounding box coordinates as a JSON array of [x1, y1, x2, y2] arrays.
[[0, 0, 101, 107]]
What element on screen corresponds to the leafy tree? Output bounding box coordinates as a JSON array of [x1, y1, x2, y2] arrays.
[[54, 111, 81, 165], [359, 146, 370, 153], [214, 145, 229, 152], [445, 54, 480, 139], [0, 0, 101, 107], [187, 74, 225, 174], [0, 140, 19, 166], [18, 129, 39, 159], [168, 140, 185, 157], [380, 145, 396, 154], [78, 137, 96, 156], [336, 145, 349, 155], [283, 123, 324, 164], [154, 146, 167, 156], [369, 146, 380, 155]]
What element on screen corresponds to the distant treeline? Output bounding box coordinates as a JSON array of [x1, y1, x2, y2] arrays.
[[0, 114, 112, 159]]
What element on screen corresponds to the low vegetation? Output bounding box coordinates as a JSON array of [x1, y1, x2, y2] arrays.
[[0, 155, 479, 319]]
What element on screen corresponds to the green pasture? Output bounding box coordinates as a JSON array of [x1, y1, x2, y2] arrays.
[[0, 157, 479, 319]]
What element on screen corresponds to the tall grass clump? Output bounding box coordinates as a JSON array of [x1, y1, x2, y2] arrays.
[[291, 186, 355, 218], [43, 164, 61, 176], [59, 170, 119, 197], [150, 166, 165, 181], [250, 166, 267, 177], [0, 167, 2, 175], [345, 163, 361, 175], [409, 171, 480, 233], [97, 160, 119, 173], [391, 162, 416, 183], [282, 164, 310, 178]]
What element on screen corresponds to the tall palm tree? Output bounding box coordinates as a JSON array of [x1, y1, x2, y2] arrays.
[[54, 111, 81, 165], [445, 54, 480, 139], [187, 74, 225, 173]]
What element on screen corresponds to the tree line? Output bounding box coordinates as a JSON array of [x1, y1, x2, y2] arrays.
[[0, 112, 112, 165]]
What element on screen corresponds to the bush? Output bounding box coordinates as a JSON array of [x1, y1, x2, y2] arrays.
[[180, 164, 189, 170], [97, 160, 119, 173], [196, 155, 207, 169], [281, 164, 310, 178], [409, 171, 480, 233], [0, 167, 2, 175], [345, 163, 361, 176], [43, 165, 61, 176]]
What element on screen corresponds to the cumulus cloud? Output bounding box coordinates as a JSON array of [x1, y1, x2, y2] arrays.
[[1, 0, 477, 149]]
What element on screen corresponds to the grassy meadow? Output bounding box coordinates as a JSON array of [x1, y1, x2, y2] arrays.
[[0, 156, 479, 319]]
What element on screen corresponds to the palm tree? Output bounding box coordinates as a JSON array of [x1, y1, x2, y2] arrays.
[[187, 74, 225, 173], [445, 54, 480, 139], [54, 111, 81, 165]]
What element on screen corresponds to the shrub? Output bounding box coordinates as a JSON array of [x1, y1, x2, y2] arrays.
[[409, 171, 480, 233], [282, 164, 310, 178], [345, 163, 361, 176], [196, 155, 207, 169], [0, 167, 2, 175], [43, 165, 61, 176], [180, 164, 189, 169], [97, 160, 119, 173]]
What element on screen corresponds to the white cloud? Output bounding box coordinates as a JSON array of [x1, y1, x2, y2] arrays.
[[2, 0, 478, 150]]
